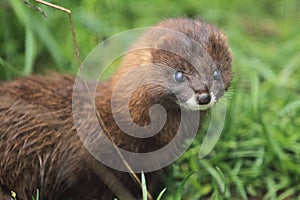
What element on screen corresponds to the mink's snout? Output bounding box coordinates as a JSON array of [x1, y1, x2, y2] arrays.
[[196, 92, 211, 105]]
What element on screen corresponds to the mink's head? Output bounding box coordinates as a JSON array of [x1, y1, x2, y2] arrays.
[[113, 18, 232, 111]]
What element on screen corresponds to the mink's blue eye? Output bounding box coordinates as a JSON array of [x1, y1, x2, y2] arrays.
[[174, 71, 185, 82], [213, 69, 221, 80]]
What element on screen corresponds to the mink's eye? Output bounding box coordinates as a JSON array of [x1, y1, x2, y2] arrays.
[[174, 71, 185, 82], [213, 69, 221, 80]]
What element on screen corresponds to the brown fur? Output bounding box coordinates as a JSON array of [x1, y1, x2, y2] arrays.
[[0, 18, 232, 199]]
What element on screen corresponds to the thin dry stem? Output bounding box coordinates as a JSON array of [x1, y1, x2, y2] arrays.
[[35, 0, 71, 14], [22, 0, 47, 18]]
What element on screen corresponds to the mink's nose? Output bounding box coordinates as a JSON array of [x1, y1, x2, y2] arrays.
[[196, 93, 211, 105]]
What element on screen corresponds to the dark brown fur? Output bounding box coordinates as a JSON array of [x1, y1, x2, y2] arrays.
[[0, 18, 232, 199]]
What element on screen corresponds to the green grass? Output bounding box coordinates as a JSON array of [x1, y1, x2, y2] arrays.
[[141, 172, 167, 200], [10, 189, 39, 200], [1, 0, 300, 199]]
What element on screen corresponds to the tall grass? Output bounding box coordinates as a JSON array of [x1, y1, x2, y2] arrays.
[[1, 0, 300, 199]]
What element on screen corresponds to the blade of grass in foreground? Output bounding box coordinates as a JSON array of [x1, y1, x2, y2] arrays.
[[141, 172, 147, 200], [156, 188, 167, 200]]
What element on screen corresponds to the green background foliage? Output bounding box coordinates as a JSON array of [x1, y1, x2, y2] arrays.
[[1, 0, 300, 199]]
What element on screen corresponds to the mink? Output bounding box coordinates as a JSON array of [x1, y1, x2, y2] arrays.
[[0, 18, 232, 200]]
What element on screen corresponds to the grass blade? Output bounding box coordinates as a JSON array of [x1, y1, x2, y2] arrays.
[[141, 172, 147, 200], [200, 161, 226, 195], [175, 171, 198, 200], [156, 188, 167, 200], [279, 100, 300, 116], [24, 24, 36, 75]]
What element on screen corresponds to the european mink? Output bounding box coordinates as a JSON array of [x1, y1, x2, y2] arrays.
[[0, 18, 232, 199]]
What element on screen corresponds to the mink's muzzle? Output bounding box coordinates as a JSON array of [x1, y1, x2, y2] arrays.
[[196, 92, 211, 105]]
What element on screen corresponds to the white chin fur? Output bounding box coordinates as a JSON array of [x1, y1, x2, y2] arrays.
[[180, 92, 217, 111]]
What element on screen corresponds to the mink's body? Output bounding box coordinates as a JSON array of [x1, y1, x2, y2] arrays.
[[0, 18, 232, 199]]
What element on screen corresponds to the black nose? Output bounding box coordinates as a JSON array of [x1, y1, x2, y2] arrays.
[[196, 93, 211, 105]]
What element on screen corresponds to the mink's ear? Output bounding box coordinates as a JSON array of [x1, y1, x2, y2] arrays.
[[154, 35, 170, 50], [153, 33, 192, 52]]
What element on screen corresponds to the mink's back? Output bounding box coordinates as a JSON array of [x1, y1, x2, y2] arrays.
[[0, 74, 111, 199]]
